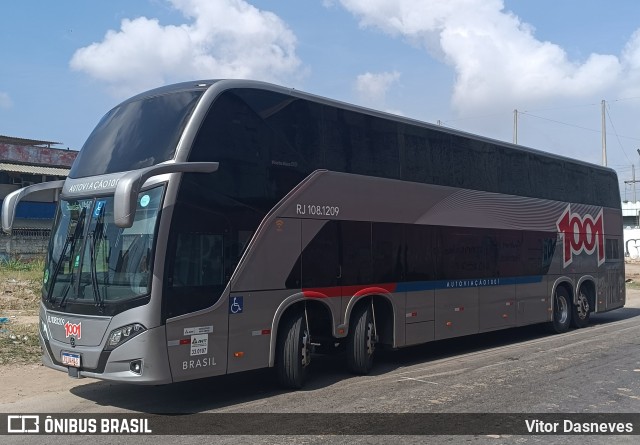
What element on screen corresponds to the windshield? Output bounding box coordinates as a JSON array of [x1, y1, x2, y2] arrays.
[[69, 90, 203, 178], [43, 186, 164, 311]]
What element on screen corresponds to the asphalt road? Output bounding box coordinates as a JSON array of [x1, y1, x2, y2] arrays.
[[2, 291, 640, 445]]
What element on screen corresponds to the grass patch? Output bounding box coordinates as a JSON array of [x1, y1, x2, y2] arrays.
[[0, 323, 41, 366], [626, 281, 640, 290], [0, 261, 44, 365]]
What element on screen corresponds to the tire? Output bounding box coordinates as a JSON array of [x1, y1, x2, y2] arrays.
[[346, 303, 376, 374], [276, 311, 311, 389], [550, 286, 572, 333], [571, 288, 591, 329]]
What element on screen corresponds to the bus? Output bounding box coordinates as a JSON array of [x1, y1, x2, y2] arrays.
[[1, 79, 625, 389]]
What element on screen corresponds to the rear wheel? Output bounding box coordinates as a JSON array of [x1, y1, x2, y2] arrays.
[[551, 286, 572, 333], [346, 304, 376, 374], [571, 288, 591, 328], [276, 311, 311, 389]]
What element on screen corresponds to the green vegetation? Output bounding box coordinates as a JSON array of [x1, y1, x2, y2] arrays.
[[0, 258, 45, 272], [625, 280, 640, 290], [0, 261, 43, 365]]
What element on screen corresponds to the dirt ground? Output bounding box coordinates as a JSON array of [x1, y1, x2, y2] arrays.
[[1, 263, 639, 407], [625, 260, 640, 280]]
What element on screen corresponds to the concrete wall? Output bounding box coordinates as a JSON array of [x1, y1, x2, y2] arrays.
[[624, 228, 640, 258], [0, 232, 49, 262]]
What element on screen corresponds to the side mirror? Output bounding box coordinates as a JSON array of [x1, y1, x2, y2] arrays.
[[113, 162, 219, 228], [1, 180, 65, 233]]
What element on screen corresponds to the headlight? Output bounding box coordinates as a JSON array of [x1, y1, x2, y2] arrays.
[[40, 319, 50, 341], [105, 323, 146, 351]]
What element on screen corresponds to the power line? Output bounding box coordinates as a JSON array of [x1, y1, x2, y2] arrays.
[[605, 104, 633, 164], [522, 102, 600, 113], [519, 111, 640, 142], [611, 95, 640, 103]]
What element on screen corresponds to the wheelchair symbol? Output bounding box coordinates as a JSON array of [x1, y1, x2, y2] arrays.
[[229, 296, 243, 314]]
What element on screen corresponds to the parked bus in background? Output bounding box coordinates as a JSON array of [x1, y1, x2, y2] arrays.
[[1, 80, 624, 388]]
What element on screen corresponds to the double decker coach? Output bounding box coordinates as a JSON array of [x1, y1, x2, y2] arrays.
[[1, 80, 624, 388]]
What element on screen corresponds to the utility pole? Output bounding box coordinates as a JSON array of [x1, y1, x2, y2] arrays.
[[625, 166, 640, 202], [624, 164, 639, 202], [602, 100, 607, 166], [624, 150, 640, 203], [513, 109, 518, 144]]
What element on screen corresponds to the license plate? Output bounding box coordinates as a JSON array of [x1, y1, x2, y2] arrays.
[[61, 352, 81, 368]]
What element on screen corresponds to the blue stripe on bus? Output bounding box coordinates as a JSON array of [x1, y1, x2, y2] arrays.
[[396, 275, 543, 293]]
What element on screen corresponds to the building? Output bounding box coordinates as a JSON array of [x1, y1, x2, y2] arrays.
[[622, 201, 640, 258], [0, 135, 78, 260]]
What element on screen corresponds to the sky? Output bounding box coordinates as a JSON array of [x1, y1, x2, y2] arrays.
[[2, 0, 640, 199]]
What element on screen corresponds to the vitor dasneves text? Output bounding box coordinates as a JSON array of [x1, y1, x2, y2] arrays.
[[525, 419, 633, 434]]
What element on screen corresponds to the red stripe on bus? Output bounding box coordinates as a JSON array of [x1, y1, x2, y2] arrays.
[[303, 283, 397, 299], [303, 288, 342, 298]]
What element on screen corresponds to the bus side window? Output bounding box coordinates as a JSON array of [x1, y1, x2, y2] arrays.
[[172, 233, 223, 287]]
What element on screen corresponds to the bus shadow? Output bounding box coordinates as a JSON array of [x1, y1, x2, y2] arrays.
[[69, 305, 640, 412]]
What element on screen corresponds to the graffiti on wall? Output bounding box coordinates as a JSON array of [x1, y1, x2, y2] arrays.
[[625, 239, 640, 258]]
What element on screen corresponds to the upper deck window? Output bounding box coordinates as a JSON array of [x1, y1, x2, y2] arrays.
[[69, 90, 203, 178]]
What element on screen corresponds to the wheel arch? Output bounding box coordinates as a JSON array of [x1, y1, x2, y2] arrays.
[[344, 290, 396, 348], [551, 277, 574, 299], [576, 276, 597, 313], [268, 293, 336, 367]]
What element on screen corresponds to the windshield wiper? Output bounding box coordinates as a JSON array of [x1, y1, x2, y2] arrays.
[[45, 235, 72, 304], [55, 207, 87, 308], [89, 207, 106, 311]]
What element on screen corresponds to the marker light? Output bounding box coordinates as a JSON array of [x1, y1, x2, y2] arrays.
[[105, 323, 146, 351]]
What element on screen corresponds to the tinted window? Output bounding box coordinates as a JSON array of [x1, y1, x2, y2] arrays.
[[496, 231, 523, 277], [321, 107, 349, 172], [288, 221, 559, 287], [405, 225, 436, 280], [190, 91, 307, 210], [498, 148, 529, 197], [372, 223, 405, 283], [237, 89, 324, 169], [163, 173, 263, 319], [439, 228, 498, 279], [189, 87, 620, 209], [522, 232, 557, 276], [606, 238, 621, 260], [342, 113, 400, 179], [70, 91, 203, 178], [427, 132, 453, 188], [401, 124, 432, 184], [300, 221, 339, 288], [341, 221, 372, 285], [189, 92, 270, 208]]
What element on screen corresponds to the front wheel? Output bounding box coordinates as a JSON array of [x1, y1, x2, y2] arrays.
[[571, 289, 591, 329], [346, 304, 376, 374], [550, 287, 572, 333], [276, 311, 311, 389]]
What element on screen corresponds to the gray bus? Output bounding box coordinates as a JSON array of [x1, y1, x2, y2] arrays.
[[1, 80, 625, 388]]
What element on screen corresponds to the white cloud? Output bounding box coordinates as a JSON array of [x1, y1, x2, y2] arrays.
[[355, 71, 400, 104], [338, 0, 637, 112], [621, 30, 640, 97], [70, 0, 302, 97], [0, 92, 12, 109]]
